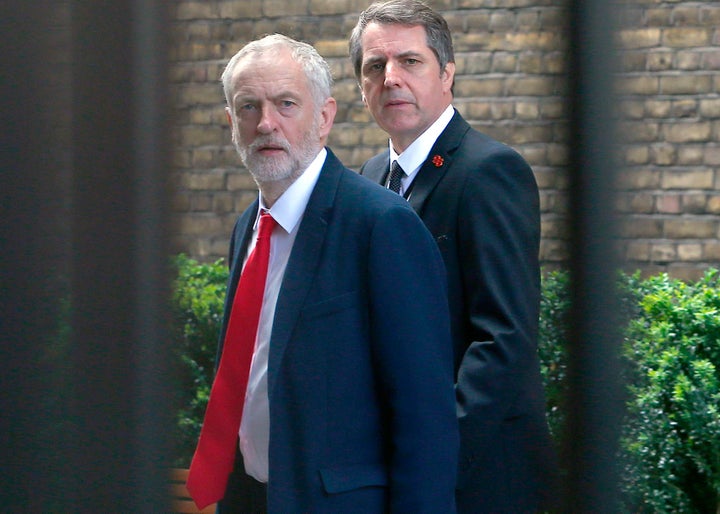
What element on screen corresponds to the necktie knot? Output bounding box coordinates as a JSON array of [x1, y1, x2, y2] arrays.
[[258, 211, 277, 240]]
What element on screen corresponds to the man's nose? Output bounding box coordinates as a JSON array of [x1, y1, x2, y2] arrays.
[[257, 106, 277, 133], [383, 62, 402, 87]]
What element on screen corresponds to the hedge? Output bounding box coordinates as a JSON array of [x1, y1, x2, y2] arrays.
[[171, 255, 720, 512]]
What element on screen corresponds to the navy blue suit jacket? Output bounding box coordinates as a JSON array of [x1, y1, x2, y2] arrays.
[[218, 149, 459, 513], [361, 112, 558, 513]]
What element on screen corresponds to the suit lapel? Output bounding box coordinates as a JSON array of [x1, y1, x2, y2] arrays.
[[267, 150, 342, 395], [360, 150, 390, 185], [408, 110, 469, 213]]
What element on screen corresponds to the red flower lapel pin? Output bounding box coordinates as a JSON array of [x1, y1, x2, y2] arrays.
[[431, 154, 444, 167]]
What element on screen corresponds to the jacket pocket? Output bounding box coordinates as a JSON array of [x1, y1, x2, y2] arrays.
[[319, 464, 388, 494], [300, 290, 360, 321]]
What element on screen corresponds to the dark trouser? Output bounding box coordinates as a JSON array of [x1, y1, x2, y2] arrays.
[[217, 451, 267, 514]]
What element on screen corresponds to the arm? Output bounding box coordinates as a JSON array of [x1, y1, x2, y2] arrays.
[[454, 146, 543, 475], [368, 204, 459, 513]]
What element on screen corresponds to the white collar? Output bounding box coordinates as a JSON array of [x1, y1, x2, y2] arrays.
[[389, 105, 454, 174], [254, 148, 326, 234]]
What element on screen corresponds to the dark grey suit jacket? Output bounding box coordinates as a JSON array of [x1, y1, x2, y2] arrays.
[[361, 111, 559, 513]]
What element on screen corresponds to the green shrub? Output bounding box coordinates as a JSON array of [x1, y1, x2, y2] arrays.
[[620, 269, 720, 513], [170, 254, 229, 467], [538, 270, 571, 440], [169, 256, 720, 510]]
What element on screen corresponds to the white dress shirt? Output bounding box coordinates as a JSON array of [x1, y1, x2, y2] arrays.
[[387, 104, 455, 197], [238, 148, 326, 482]]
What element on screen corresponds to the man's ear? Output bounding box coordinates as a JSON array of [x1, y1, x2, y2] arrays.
[[441, 62, 455, 94], [359, 84, 368, 107], [318, 97, 338, 140], [225, 106, 232, 127]]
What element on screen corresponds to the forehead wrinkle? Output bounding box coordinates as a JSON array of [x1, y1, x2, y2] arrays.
[[230, 60, 307, 107]]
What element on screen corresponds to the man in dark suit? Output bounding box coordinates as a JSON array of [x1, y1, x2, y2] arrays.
[[350, 1, 559, 512], [186, 34, 458, 514]]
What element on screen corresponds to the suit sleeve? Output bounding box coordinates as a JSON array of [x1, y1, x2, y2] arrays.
[[367, 204, 459, 513], [454, 146, 543, 476]]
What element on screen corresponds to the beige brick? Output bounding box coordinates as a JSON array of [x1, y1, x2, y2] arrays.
[[618, 28, 661, 49], [677, 145, 705, 166], [672, 6, 702, 26], [620, 99, 645, 119], [677, 243, 703, 261], [650, 243, 677, 263], [660, 75, 712, 95], [329, 124, 362, 146], [663, 122, 712, 143], [226, 171, 256, 192], [178, 125, 224, 147], [177, 83, 223, 107], [190, 148, 219, 168], [492, 53, 517, 73], [263, 0, 307, 16], [502, 31, 561, 52], [176, 2, 218, 20], [676, 50, 702, 71], [518, 146, 545, 166], [191, 193, 213, 212], [540, 217, 565, 238], [683, 193, 708, 214], [705, 241, 720, 260], [645, 8, 671, 27], [617, 169, 661, 190], [645, 99, 672, 118], [648, 51, 675, 72], [621, 217, 663, 238], [662, 169, 714, 189], [651, 143, 676, 165], [310, 0, 353, 15], [664, 218, 717, 239], [533, 169, 556, 190], [506, 77, 556, 96], [179, 213, 224, 236], [624, 241, 650, 261], [617, 76, 659, 95], [179, 170, 226, 190], [219, 0, 263, 18], [315, 39, 348, 58], [516, 101, 540, 120], [517, 52, 543, 74], [539, 239, 569, 262], [456, 77, 504, 97], [670, 99, 698, 118], [704, 146, 720, 166], [663, 27, 712, 47], [623, 145, 649, 165], [656, 193, 681, 214], [626, 192, 655, 213], [455, 52, 492, 74], [361, 126, 388, 146], [543, 52, 566, 74], [619, 121, 660, 143], [622, 51, 648, 72], [212, 192, 235, 213], [700, 98, 720, 118]]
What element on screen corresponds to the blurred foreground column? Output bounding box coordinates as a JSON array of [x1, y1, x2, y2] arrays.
[[1, 1, 174, 511], [564, 1, 624, 512]]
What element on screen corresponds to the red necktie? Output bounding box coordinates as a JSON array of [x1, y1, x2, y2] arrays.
[[186, 211, 277, 509]]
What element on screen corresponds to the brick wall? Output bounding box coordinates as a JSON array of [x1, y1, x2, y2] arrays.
[[169, 0, 720, 280]]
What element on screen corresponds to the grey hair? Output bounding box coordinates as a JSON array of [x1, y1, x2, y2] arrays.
[[349, 0, 454, 80], [221, 34, 333, 111]]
